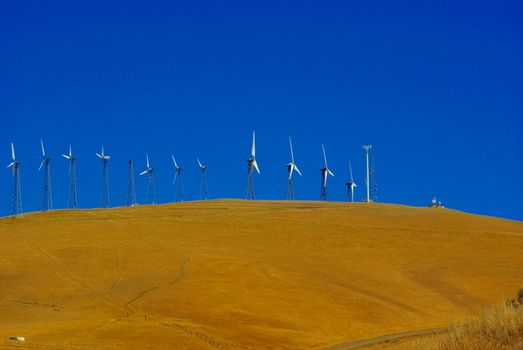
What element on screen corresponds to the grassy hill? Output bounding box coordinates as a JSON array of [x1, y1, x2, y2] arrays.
[[0, 200, 521, 349]]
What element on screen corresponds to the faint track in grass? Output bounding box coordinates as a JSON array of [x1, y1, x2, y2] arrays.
[[85, 256, 190, 342], [162, 321, 238, 350]]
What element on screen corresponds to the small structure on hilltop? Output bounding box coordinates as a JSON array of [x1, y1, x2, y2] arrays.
[[429, 196, 444, 208]]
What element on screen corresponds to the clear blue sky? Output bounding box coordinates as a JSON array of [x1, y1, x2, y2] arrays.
[[1, 0, 522, 220]]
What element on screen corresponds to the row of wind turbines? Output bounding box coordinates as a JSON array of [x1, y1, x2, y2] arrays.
[[245, 132, 370, 202], [6, 131, 374, 217]]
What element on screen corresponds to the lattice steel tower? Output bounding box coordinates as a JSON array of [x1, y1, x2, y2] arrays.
[[63, 145, 78, 209], [126, 160, 137, 206], [7, 143, 22, 217], [39, 139, 53, 211], [172, 156, 184, 202], [197, 159, 208, 200], [140, 154, 157, 204], [96, 145, 111, 208]]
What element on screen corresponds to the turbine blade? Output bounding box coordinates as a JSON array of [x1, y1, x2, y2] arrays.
[[69, 144, 72, 157], [62, 154, 70, 159], [251, 130, 256, 157], [96, 153, 102, 159], [349, 160, 354, 182], [172, 155, 178, 168], [323, 171, 328, 187], [294, 164, 302, 176], [328, 169, 334, 177], [289, 164, 294, 180], [252, 159, 260, 174], [101, 145, 105, 156], [139, 170, 148, 176], [146, 153, 150, 168], [173, 172, 178, 184], [197, 158, 202, 168], [322, 144, 328, 168], [7, 162, 14, 168], [289, 137, 295, 164], [38, 160, 44, 171], [11, 143, 15, 161], [40, 139, 45, 156]]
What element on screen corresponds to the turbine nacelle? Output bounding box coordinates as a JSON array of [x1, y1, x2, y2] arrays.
[[197, 158, 207, 170], [62, 145, 74, 160], [96, 145, 110, 160], [140, 153, 153, 176], [38, 139, 52, 171]]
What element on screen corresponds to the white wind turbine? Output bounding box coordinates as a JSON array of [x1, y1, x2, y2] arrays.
[[7, 143, 23, 216], [346, 160, 357, 202], [172, 155, 184, 202], [245, 130, 260, 199], [39, 139, 53, 211], [140, 153, 157, 204], [96, 145, 111, 208], [62, 145, 78, 208], [320, 144, 334, 200], [197, 158, 208, 200], [285, 137, 302, 200]]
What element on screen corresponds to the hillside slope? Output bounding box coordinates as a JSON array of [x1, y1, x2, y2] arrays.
[[0, 200, 521, 350]]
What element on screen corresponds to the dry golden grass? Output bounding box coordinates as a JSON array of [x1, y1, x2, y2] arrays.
[[412, 302, 523, 350], [0, 200, 521, 350]]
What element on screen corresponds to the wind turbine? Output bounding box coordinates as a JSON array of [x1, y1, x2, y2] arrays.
[[139, 153, 157, 204], [7, 143, 22, 217], [319, 144, 334, 201], [96, 145, 111, 208], [345, 160, 357, 202], [285, 137, 302, 200], [39, 139, 53, 211], [172, 155, 184, 202], [245, 130, 260, 200], [197, 158, 208, 200], [62, 145, 78, 209]]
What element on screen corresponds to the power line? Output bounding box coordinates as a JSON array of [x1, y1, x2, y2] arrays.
[[10, 0, 369, 140], [0, 0, 265, 114]]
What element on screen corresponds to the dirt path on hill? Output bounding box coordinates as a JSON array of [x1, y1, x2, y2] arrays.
[[323, 327, 449, 350]]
